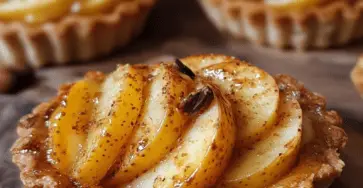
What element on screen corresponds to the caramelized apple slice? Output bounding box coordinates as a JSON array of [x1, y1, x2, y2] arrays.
[[48, 79, 100, 174], [269, 159, 322, 188], [219, 95, 302, 188], [181, 55, 279, 147], [106, 64, 193, 185], [203, 61, 279, 146], [73, 65, 144, 186], [126, 85, 235, 187], [0, 0, 72, 23]]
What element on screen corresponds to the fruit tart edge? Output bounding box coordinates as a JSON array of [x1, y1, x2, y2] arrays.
[[0, 0, 157, 70], [351, 55, 363, 98], [11, 71, 106, 187], [272, 74, 347, 187], [198, 0, 363, 50], [11, 84, 73, 187]]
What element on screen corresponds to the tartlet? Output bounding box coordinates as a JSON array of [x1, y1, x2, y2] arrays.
[[0, 0, 156, 70], [351, 55, 363, 97], [11, 55, 347, 187], [198, 0, 363, 50]]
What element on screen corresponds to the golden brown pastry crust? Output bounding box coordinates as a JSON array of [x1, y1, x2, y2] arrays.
[[351, 56, 363, 98], [11, 72, 105, 187], [11, 84, 74, 187], [11, 57, 348, 187], [0, 0, 156, 70], [271, 75, 347, 187], [199, 0, 363, 50]]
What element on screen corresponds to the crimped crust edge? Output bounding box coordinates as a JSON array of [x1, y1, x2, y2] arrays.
[[0, 0, 156, 70], [199, 0, 363, 50]]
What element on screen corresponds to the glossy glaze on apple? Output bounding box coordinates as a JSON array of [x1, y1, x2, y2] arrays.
[[11, 55, 347, 188]]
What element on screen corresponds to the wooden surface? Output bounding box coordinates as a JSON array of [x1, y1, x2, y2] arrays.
[[0, 0, 362, 187]]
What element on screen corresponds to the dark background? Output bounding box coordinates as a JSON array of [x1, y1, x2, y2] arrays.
[[1, 0, 362, 187]]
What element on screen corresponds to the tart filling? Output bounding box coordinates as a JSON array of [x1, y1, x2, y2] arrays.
[[0, 0, 136, 24], [11, 55, 347, 187]]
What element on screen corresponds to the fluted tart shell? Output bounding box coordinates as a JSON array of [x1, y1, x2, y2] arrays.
[[0, 0, 156, 70], [199, 0, 363, 50]]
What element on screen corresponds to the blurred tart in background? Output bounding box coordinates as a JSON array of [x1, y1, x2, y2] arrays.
[[0, 0, 156, 70], [11, 54, 347, 187], [198, 0, 363, 50], [351, 55, 363, 97]]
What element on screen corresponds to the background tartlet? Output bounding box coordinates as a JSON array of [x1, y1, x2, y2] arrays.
[[351, 55, 363, 98], [0, 0, 156, 70], [198, 0, 363, 50]]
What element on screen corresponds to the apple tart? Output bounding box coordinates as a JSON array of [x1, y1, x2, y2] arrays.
[[0, 0, 156, 70], [351, 55, 363, 98], [11, 54, 347, 187], [199, 0, 363, 50]]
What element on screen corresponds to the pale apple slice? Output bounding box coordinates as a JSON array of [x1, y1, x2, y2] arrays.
[[48, 79, 100, 174], [201, 61, 279, 147], [180, 55, 279, 147], [218, 95, 302, 188], [106, 64, 193, 185], [125, 85, 235, 187], [73, 65, 145, 186], [180, 54, 236, 73]]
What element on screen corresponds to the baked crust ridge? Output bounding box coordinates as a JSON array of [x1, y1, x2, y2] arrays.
[[0, 0, 156, 70], [199, 0, 363, 50]]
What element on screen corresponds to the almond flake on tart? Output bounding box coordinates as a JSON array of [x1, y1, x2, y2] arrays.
[[11, 54, 347, 187], [0, 0, 157, 70], [198, 0, 363, 50]]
